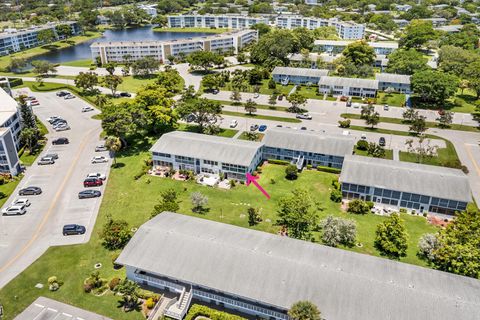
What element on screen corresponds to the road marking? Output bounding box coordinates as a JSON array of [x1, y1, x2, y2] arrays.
[[0, 127, 98, 273], [465, 144, 480, 176]]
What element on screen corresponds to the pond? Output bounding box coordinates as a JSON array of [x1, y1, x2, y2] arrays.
[[30, 26, 214, 64]]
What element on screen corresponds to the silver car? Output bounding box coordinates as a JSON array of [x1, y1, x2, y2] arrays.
[[2, 205, 26, 216]]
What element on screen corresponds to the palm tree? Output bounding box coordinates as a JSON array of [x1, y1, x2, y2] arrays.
[[117, 279, 139, 312], [94, 95, 108, 109], [288, 301, 321, 320], [105, 136, 122, 166]]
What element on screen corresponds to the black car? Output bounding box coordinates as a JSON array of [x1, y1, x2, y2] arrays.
[[19, 186, 42, 196], [120, 92, 131, 97], [379, 137, 386, 147], [52, 137, 69, 145], [78, 190, 101, 199], [56, 91, 69, 97], [62, 224, 86, 236], [51, 118, 67, 125], [250, 124, 259, 131], [300, 127, 307, 130]]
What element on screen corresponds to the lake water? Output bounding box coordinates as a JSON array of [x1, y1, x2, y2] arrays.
[[31, 26, 213, 64]]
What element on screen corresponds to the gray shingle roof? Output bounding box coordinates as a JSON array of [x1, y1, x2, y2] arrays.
[[339, 155, 472, 202], [272, 66, 329, 78], [263, 128, 355, 157], [150, 131, 263, 167], [117, 212, 480, 320], [319, 76, 379, 89], [375, 73, 411, 84]]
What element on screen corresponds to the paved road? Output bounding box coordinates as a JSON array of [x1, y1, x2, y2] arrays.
[[0, 89, 111, 288]]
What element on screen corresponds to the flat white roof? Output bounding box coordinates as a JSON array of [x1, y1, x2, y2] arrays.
[[0, 88, 18, 125]]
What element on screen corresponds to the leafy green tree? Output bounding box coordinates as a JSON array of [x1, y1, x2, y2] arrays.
[[288, 301, 321, 320], [18, 96, 36, 129], [277, 188, 318, 240], [100, 215, 132, 250], [320, 215, 357, 247], [285, 164, 298, 180], [37, 29, 55, 44], [151, 189, 180, 218], [342, 40, 375, 66], [411, 70, 458, 104], [244, 98, 257, 115], [251, 23, 271, 36], [360, 105, 379, 128], [402, 5, 433, 20], [251, 29, 300, 66], [117, 279, 140, 312], [402, 108, 418, 123], [134, 85, 177, 134], [268, 93, 277, 108], [131, 56, 160, 76], [101, 102, 139, 142], [55, 24, 73, 38], [20, 128, 38, 153], [438, 45, 477, 77], [191, 192, 208, 213], [409, 115, 427, 135], [313, 26, 339, 40], [463, 59, 480, 98], [31, 60, 56, 77], [202, 74, 223, 92], [103, 74, 123, 97], [244, 131, 259, 141], [417, 233, 439, 262], [94, 95, 108, 109], [187, 51, 225, 71], [292, 27, 315, 51], [105, 136, 122, 166], [436, 111, 453, 128], [104, 62, 116, 75], [375, 213, 409, 259], [386, 49, 428, 75], [156, 67, 183, 93], [7, 57, 27, 72], [247, 207, 262, 226], [347, 199, 372, 215], [369, 14, 397, 32], [287, 92, 307, 113], [400, 20, 437, 49], [367, 142, 385, 158], [176, 98, 222, 133], [230, 90, 242, 105], [74, 72, 99, 93], [440, 24, 480, 50]]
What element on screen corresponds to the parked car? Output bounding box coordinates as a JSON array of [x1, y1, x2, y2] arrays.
[[185, 114, 196, 123], [95, 145, 107, 152], [91, 156, 108, 164], [438, 109, 445, 115], [278, 95, 284, 101], [346, 100, 352, 107], [361, 134, 367, 140], [212, 89, 219, 94], [296, 113, 312, 120], [300, 127, 307, 130], [229, 120, 238, 128], [62, 224, 86, 236], [2, 205, 26, 216], [120, 92, 131, 97], [258, 125, 267, 132], [28, 100, 40, 106], [379, 137, 386, 146], [86, 172, 106, 180], [84, 177, 103, 187], [13, 198, 31, 207], [19, 186, 42, 195], [25, 96, 36, 101], [78, 190, 101, 199], [45, 153, 58, 160], [253, 93, 259, 98], [52, 137, 69, 145], [55, 124, 70, 131], [38, 156, 55, 165], [352, 103, 361, 109], [64, 94, 75, 100], [47, 116, 61, 123], [82, 106, 94, 112], [56, 91, 69, 97], [276, 124, 282, 128], [383, 104, 389, 111], [51, 118, 66, 125], [250, 124, 259, 131]]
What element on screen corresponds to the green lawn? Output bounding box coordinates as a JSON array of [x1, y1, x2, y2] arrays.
[[0, 176, 22, 207], [60, 59, 95, 68], [341, 113, 480, 132], [354, 147, 394, 160], [153, 27, 228, 34], [0, 137, 439, 319], [177, 123, 238, 138], [410, 88, 479, 114], [237, 131, 265, 141], [210, 99, 289, 112], [0, 31, 102, 70], [222, 110, 301, 123], [18, 118, 49, 166], [377, 92, 406, 107]]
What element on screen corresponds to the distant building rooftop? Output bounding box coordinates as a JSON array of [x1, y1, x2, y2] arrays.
[[319, 76, 379, 89], [375, 73, 411, 84], [272, 66, 329, 78]]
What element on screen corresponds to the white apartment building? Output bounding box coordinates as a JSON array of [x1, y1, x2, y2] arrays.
[[0, 88, 22, 176], [315, 39, 398, 55], [168, 15, 270, 29], [90, 29, 258, 64], [318, 76, 378, 97]]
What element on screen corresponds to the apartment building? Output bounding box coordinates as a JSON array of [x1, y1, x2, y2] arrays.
[[0, 21, 80, 56], [90, 29, 258, 64], [318, 76, 378, 97], [271, 66, 329, 85], [167, 15, 270, 29], [340, 155, 471, 215], [138, 4, 157, 17], [0, 88, 22, 176], [375, 73, 411, 93], [315, 39, 398, 55], [117, 213, 480, 320]]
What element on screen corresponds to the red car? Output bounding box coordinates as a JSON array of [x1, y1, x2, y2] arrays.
[[83, 177, 103, 187]]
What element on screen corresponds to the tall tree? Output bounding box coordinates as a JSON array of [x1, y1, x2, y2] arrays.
[[74, 72, 98, 93], [386, 49, 428, 75], [400, 20, 437, 49], [436, 111, 453, 128], [151, 189, 180, 218], [31, 60, 56, 78], [176, 98, 222, 133], [411, 70, 458, 105], [104, 136, 122, 166], [230, 90, 242, 105], [463, 59, 480, 98], [342, 40, 375, 66], [37, 29, 55, 44], [320, 215, 357, 247], [244, 98, 257, 115], [103, 74, 123, 97], [186, 51, 225, 71], [287, 92, 307, 113], [131, 56, 160, 76], [374, 214, 409, 259]]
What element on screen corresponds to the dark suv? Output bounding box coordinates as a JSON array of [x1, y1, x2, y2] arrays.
[[52, 137, 69, 145], [84, 177, 103, 187], [62, 224, 86, 236]]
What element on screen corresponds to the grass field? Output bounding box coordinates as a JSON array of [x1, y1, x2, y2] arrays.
[[177, 123, 238, 138], [237, 131, 265, 141], [60, 59, 95, 68], [377, 92, 406, 107], [0, 136, 439, 319]]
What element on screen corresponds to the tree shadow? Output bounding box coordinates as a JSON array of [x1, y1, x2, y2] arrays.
[[192, 207, 210, 215], [111, 163, 125, 169], [41, 44, 61, 51]]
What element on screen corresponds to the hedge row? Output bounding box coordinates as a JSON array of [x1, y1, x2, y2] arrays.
[[9, 78, 23, 87], [316, 165, 341, 174], [185, 304, 247, 320], [267, 159, 290, 165]]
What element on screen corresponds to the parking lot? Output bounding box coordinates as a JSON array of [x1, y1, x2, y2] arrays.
[[0, 89, 111, 287]]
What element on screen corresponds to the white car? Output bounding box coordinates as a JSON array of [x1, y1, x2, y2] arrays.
[[55, 125, 70, 131], [296, 113, 312, 120], [91, 156, 108, 164], [13, 198, 31, 207], [86, 172, 106, 180], [47, 116, 61, 123], [95, 145, 107, 152], [82, 106, 94, 112], [229, 120, 238, 128], [253, 93, 260, 98], [64, 94, 75, 100], [2, 205, 26, 216]]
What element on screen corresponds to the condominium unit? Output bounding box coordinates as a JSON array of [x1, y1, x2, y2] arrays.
[[150, 131, 264, 181], [340, 155, 471, 215], [167, 15, 270, 29], [375, 73, 411, 93], [138, 4, 157, 17], [262, 128, 355, 169], [117, 212, 480, 320], [0, 88, 22, 176], [315, 39, 398, 55], [90, 29, 258, 64], [271, 66, 329, 85], [318, 76, 378, 97], [0, 21, 80, 56], [275, 15, 365, 39]]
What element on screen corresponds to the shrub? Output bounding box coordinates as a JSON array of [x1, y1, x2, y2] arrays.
[[111, 252, 121, 268], [0, 192, 6, 199], [338, 119, 351, 128], [0, 177, 5, 185], [399, 208, 407, 213], [229, 179, 236, 188], [267, 159, 290, 165], [330, 189, 342, 202], [48, 276, 57, 285], [9, 78, 23, 87], [356, 140, 369, 151], [461, 165, 469, 174], [185, 304, 247, 320], [331, 179, 340, 190], [252, 171, 258, 176], [285, 164, 298, 180], [49, 282, 60, 291], [316, 166, 341, 174], [146, 297, 156, 309], [268, 78, 276, 89], [270, 178, 276, 184], [306, 164, 312, 169], [109, 277, 120, 291], [83, 282, 93, 293], [347, 199, 372, 215], [136, 288, 159, 300]]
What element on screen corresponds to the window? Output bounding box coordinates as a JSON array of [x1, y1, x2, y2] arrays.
[[402, 193, 411, 201], [411, 194, 420, 202], [420, 195, 430, 203]]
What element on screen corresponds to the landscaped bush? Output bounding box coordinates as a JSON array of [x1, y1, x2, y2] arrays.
[[185, 304, 247, 320], [347, 199, 373, 215], [145, 297, 156, 309], [306, 164, 312, 169], [330, 189, 342, 202], [267, 159, 290, 165], [8, 78, 23, 87], [285, 164, 298, 180], [136, 288, 159, 300], [356, 140, 369, 151], [109, 277, 121, 291], [316, 166, 341, 174]]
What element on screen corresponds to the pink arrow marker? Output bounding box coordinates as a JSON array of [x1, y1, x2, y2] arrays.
[[246, 173, 270, 199]]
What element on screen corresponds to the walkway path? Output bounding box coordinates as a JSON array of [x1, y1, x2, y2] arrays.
[[393, 148, 400, 161], [232, 130, 243, 139]]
